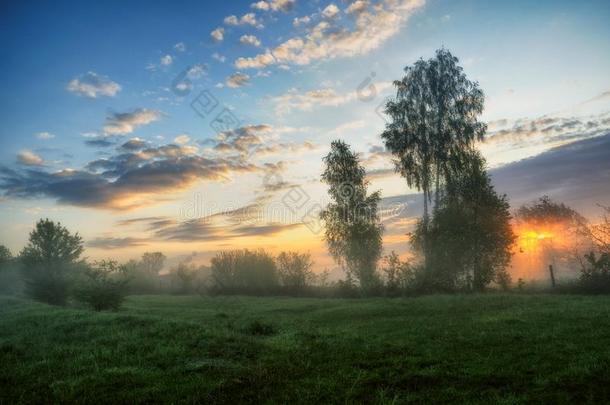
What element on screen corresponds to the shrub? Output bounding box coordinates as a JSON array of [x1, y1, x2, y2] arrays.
[[579, 252, 610, 294], [210, 249, 278, 294], [381, 251, 414, 294], [277, 251, 314, 291], [20, 219, 84, 305], [74, 260, 130, 311]]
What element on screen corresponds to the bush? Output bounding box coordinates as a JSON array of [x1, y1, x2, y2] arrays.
[[210, 249, 278, 294], [381, 251, 414, 295], [579, 252, 610, 294], [20, 219, 84, 305], [74, 260, 130, 311], [277, 251, 314, 292]]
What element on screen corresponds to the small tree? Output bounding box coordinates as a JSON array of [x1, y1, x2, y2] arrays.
[[277, 251, 314, 291], [320, 140, 383, 291], [173, 262, 199, 293], [381, 251, 413, 294], [140, 252, 166, 275], [0, 245, 12, 267], [210, 249, 278, 294], [74, 260, 130, 311], [20, 219, 84, 305]]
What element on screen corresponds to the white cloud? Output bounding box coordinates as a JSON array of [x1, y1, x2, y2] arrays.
[[346, 0, 369, 14], [226, 72, 251, 88], [240, 34, 262, 47], [212, 53, 226, 63], [211, 27, 224, 42], [103, 109, 163, 135], [160, 55, 173, 66], [272, 81, 392, 114], [224, 13, 262, 28], [293, 15, 311, 26], [17, 150, 44, 166], [251, 0, 295, 12], [174, 134, 191, 145], [235, 0, 425, 69], [174, 42, 186, 52], [322, 4, 340, 19], [187, 64, 207, 78], [36, 132, 55, 140], [66, 71, 121, 98]]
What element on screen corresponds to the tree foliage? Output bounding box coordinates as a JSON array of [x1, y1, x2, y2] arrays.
[[210, 249, 278, 294], [19, 219, 84, 305], [381, 48, 486, 265], [412, 153, 515, 291], [74, 260, 130, 311], [140, 252, 166, 275], [276, 251, 314, 291], [320, 140, 383, 290]]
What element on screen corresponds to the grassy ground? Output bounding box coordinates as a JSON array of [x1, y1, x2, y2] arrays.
[[1, 294, 610, 404]]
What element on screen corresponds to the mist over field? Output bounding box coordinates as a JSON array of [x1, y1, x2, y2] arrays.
[[1, 0, 610, 403]]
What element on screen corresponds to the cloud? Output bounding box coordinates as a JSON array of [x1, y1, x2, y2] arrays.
[[490, 132, 610, 215], [211, 27, 224, 42], [293, 15, 311, 26], [120, 138, 148, 151], [160, 54, 173, 66], [235, 0, 425, 69], [212, 53, 226, 63], [0, 142, 262, 210], [251, 0, 295, 12], [36, 132, 55, 140], [66, 71, 121, 98], [240, 34, 262, 47], [174, 42, 186, 52], [224, 13, 262, 28], [322, 3, 340, 19], [272, 82, 392, 114], [346, 0, 369, 14], [17, 150, 44, 166], [174, 134, 191, 145], [226, 72, 251, 88], [103, 108, 163, 135], [86, 237, 148, 249]]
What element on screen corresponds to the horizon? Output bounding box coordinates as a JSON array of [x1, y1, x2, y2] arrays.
[[1, 0, 609, 271]]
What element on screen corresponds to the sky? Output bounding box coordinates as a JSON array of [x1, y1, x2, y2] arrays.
[[1, 0, 609, 269]]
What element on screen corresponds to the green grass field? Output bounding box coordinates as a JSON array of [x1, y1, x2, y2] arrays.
[[2, 294, 610, 404]]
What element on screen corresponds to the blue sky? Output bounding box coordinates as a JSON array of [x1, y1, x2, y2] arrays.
[[1, 0, 609, 265]]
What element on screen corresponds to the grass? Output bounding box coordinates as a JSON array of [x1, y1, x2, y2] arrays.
[[2, 294, 610, 404]]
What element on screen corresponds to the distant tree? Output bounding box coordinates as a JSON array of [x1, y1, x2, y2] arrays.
[[412, 153, 515, 291], [381, 48, 486, 267], [516, 196, 586, 228], [140, 252, 166, 275], [277, 251, 314, 291], [210, 249, 278, 294], [381, 251, 413, 294], [0, 245, 12, 267], [20, 219, 84, 305], [173, 262, 199, 293], [320, 140, 383, 291], [74, 260, 130, 311], [586, 205, 610, 255]]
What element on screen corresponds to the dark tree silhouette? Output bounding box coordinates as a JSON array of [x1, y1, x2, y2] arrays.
[[381, 48, 486, 266], [20, 219, 84, 305], [140, 252, 166, 275], [320, 140, 383, 291], [412, 153, 515, 291]]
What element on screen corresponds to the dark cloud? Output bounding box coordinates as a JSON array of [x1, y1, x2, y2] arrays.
[[86, 236, 148, 249], [0, 143, 261, 210], [85, 137, 116, 148], [120, 138, 148, 151]]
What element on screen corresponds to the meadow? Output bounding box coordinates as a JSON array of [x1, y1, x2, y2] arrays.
[[2, 293, 610, 404]]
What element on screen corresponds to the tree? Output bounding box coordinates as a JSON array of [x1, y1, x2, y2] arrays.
[[173, 262, 199, 293], [320, 140, 383, 291], [412, 153, 515, 291], [277, 251, 314, 291], [0, 245, 12, 267], [381, 48, 486, 266], [140, 252, 166, 275], [73, 260, 130, 311], [210, 249, 278, 294], [19, 219, 84, 305], [381, 251, 414, 294]]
